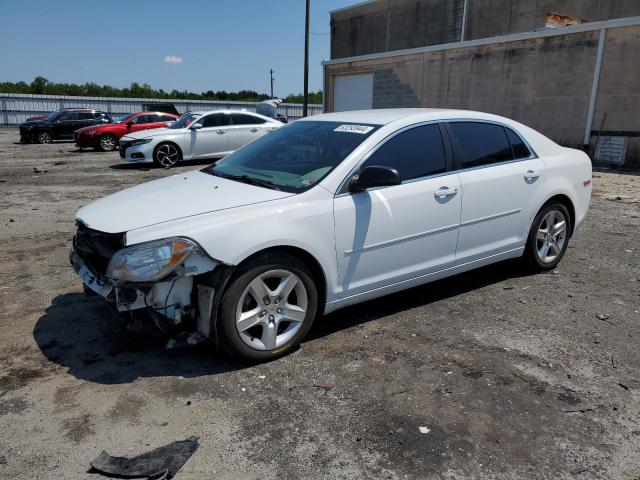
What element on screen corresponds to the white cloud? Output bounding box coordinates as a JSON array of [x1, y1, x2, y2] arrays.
[[163, 55, 183, 65]]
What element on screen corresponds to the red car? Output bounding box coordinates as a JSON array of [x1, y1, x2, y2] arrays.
[[74, 111, 179, 151]]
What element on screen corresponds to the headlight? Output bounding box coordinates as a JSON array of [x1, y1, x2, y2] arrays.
[[107, 238, 196, 282], [130, 138, 152, 147]]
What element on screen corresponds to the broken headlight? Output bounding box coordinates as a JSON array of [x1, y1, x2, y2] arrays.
[[107, 237, 196, 282]]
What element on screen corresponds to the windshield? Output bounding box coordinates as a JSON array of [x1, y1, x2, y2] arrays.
[[204, 120, 380, 193], [169, 113, 200, 129], [46, 110, 61, 120], [116, 113, 135, 123]]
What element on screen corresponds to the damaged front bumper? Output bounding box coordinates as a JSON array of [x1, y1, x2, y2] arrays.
[[70, 234, 233, 345]]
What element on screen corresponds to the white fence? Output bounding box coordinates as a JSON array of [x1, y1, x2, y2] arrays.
[[0, 93, 324, 125]]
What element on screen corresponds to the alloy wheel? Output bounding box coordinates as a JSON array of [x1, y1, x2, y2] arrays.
[[235, 269, 308, 351], [38, 132, 52, 144], [156, 144, 179, 167], [536, 209, 567, 264], [100, 135, 116, 151]]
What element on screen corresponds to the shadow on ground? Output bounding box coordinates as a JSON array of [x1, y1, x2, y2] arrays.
[[109, 158, 215, 170], [34, 259, 531, 385], [309, 258, 531, 341], [33, 293, 246, 384]]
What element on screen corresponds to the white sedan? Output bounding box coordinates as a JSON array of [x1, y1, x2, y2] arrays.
[[118, 110, 282, 167], [72, 109, 592, 361]]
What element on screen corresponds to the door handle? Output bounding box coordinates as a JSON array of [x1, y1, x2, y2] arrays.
[[434, 187, 458, 199], [524, 170, 540, 181], [216, 130, 226, 135]]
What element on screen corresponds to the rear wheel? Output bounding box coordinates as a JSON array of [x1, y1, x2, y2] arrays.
[[98, 134, 118, 152], [523, 202, 571, 271], [153, 142, 181, 168], [217, 253, 319, 362], [37, 131, 53, 144]]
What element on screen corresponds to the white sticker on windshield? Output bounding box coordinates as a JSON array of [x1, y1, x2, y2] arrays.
[[334, 124, 374, 134]]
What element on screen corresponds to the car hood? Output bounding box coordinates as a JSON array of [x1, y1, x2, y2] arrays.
[[75, 123, 116, 134], [76, 170, 294, 234], [121, 127, 179, 141]]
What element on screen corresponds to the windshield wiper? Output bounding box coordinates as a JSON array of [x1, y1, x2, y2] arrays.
[[212, 171, 281, 191]]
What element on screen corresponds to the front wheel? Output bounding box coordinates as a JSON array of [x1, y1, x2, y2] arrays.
[[523, 202, 572, 271], [98, 134, 118, 152], [217, 253, 319, 362], [153, 142, 181, 168]]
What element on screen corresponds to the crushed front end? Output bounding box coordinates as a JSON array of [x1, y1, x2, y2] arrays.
[[70, 221, 226, 345]]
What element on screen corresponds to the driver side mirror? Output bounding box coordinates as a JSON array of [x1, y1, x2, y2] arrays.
[[348, 165, 401, 193], [190, 122, 203, 130]]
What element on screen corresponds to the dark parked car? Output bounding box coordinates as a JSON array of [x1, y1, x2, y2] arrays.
[[19, 108, 113, 144]]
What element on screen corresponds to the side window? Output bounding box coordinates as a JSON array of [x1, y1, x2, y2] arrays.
[[160, 115, 176, 122], [132, 115, 150, 124], [230, 113, 261, 125], [202, 114, 230, 128], [361, 124, 447, 181], [505, 128, 532, 159], [78, 112, 93, 120], [94, 112, 111, 121], [447, 122, 513, 169], [58, 112, 77, 121], [248, 115, 266, 124]]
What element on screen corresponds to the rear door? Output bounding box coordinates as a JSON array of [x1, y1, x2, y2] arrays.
[[53, 112, 79, 138], [189, 113, 231, 158], [445, 121, 547, 262], [76, 111, 97, 130], [227, 113, 263, 151], [333, 123, 462, 297]]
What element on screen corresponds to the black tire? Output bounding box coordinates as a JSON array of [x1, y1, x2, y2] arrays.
[[522, 202, 572, 271], [97, 133, 118, 152], [153, 142, 181, 168], [217, 253, 319, 362], [36, 130, 53, 144]]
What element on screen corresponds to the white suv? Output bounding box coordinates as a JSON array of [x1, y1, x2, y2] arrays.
[[119, 110, 282, 167], [71, 109, 592, 361]]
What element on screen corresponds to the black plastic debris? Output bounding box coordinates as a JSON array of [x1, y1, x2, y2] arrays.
[[89, 436, 199, 479]]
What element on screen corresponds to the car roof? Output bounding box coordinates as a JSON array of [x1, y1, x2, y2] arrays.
[[191, 109, 272, 117], [133, 111, 179, 116], [300, 108, 516, 126]]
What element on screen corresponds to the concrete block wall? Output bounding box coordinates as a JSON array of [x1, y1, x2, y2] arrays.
[[331, 0, 640, 59], [466, 0, 640, 40], [325, 24, 640, 167], [331, 0, 465, 59]]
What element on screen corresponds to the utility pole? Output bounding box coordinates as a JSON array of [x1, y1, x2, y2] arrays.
[[269, 69, 275, 99], [303, 0, 310, 116]]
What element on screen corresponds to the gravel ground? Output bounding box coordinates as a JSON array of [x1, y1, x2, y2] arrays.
[[0, 128, 639, 480]]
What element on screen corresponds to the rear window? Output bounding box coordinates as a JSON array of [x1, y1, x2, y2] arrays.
[[447, 122, 513, 169], [506, 128, 532, 159]]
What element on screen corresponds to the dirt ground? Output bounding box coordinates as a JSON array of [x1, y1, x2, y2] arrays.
[[0, 127, 638, 480]]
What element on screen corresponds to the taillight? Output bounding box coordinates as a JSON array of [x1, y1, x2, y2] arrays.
[[583, 179, 592, 187]]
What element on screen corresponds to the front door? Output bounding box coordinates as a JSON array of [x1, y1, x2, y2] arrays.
[[445, 121, 548, 262], [189, 113, 231, 158], [333, 123, 461, 297]]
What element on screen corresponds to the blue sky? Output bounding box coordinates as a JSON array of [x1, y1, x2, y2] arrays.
[[0, 0, 357, 96]]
